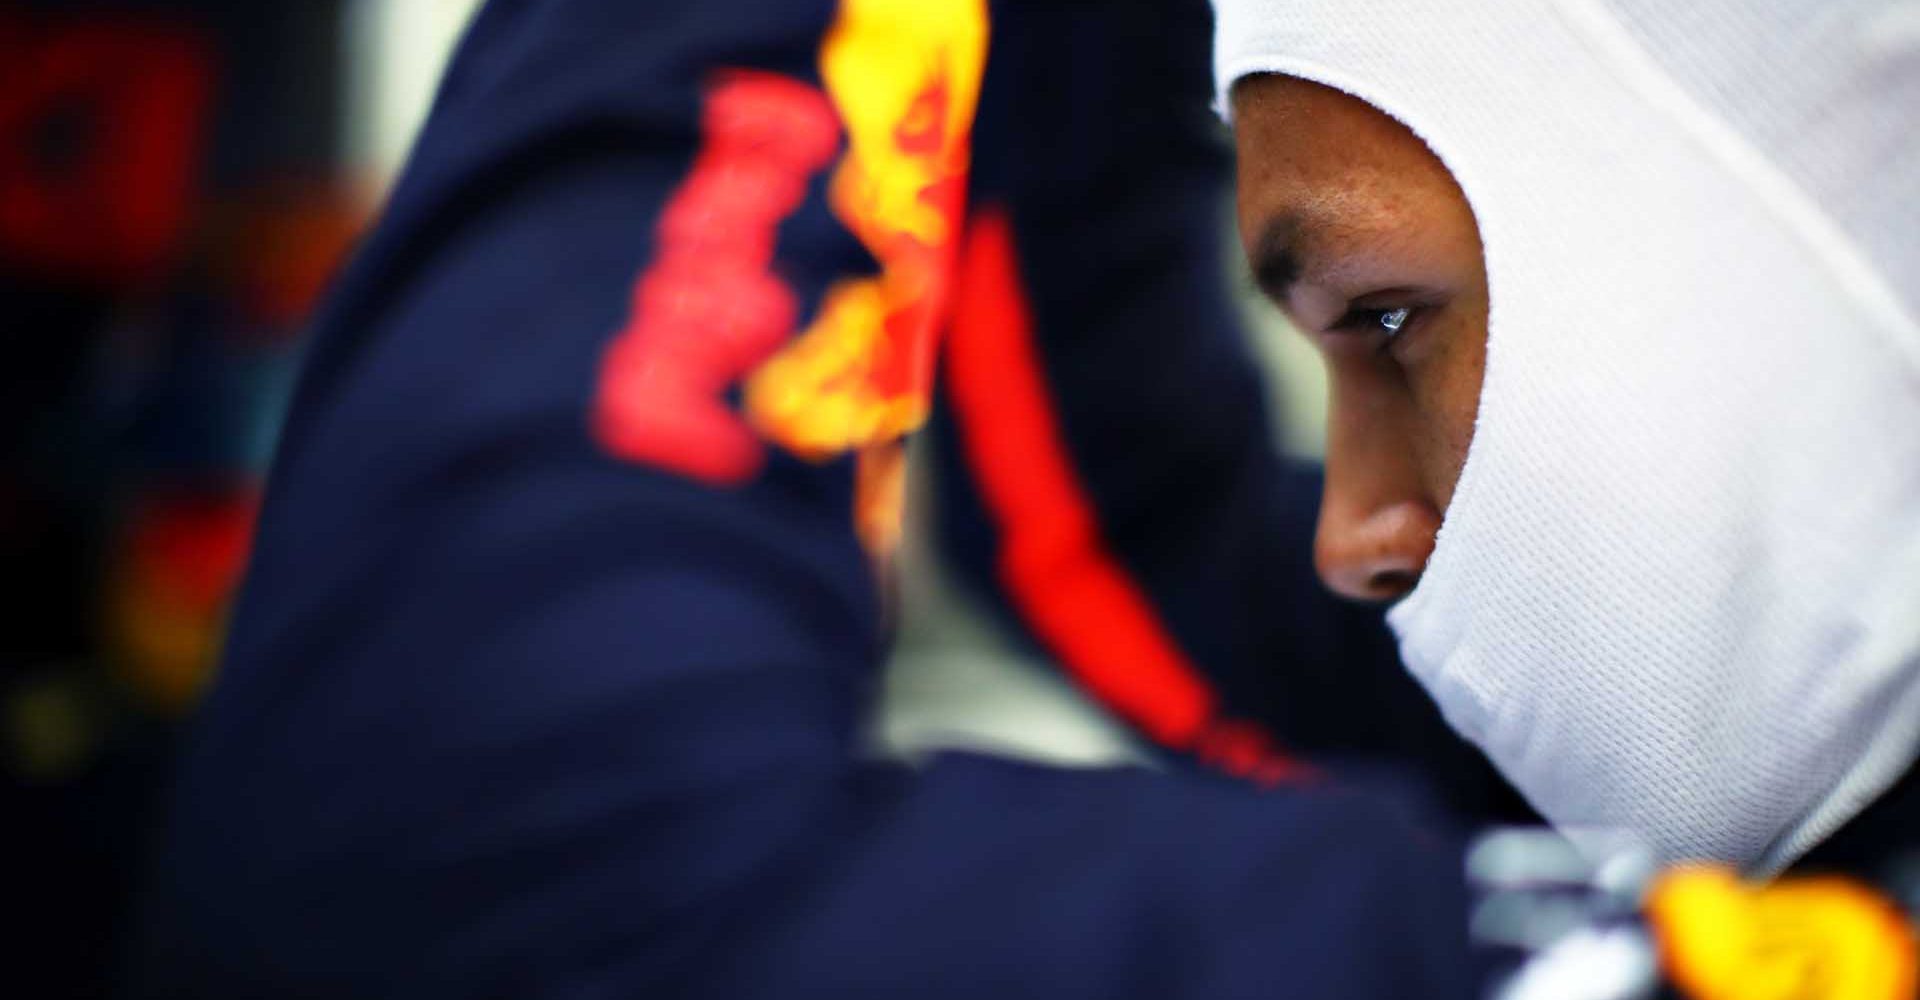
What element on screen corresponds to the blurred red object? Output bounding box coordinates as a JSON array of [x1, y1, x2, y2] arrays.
[[0, 15, 214, 287], [104, 484, 259, 712], [212, 180, 368, 331]]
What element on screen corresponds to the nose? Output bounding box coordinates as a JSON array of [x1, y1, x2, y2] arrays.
[[1314, 384, 1442, 603], [1314, 497, 1438, 602]]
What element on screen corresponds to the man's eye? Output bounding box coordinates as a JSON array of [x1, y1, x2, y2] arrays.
[[1332, 305, 1416, 348]]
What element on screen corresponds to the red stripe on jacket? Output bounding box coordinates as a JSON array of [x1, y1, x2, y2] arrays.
[[942, 207, 1308, 784]]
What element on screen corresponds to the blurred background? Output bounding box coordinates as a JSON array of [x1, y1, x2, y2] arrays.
[[1, 2, 1324, 992]]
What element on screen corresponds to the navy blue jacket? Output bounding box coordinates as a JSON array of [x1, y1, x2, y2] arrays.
[[131, 1, 1509, 995]]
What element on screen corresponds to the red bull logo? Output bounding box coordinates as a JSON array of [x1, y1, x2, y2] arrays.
[[595, 0, 987, 552], [593, 71, 842, 485]]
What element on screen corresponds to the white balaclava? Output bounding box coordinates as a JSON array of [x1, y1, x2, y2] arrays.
[[1214, 0, 1920, 871]]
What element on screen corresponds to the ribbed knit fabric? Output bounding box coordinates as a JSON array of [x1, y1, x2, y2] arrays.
[[1213, 0, 1920, 871]]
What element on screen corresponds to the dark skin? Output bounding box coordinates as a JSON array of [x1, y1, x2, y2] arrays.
[[1231, 74, 1489, 604]]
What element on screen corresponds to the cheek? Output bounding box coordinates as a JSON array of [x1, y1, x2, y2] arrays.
[[1405, 314, 1487, 511], [1321, 350, 1421, 470]]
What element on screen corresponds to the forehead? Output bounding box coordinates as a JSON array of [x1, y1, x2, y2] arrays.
[[1229, 75, 1480, 286], [1231, 75, 1434, 191]]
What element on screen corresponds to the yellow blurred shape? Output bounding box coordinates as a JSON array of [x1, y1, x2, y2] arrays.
[[746, 0, 988, 465], [1647, 864, 1917, 1000]]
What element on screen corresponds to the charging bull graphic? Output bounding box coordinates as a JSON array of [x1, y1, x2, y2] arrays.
[[595, 0, 986, 552]]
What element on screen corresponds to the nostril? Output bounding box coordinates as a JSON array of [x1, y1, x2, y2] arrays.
[[1368, 569, 1418, 596]]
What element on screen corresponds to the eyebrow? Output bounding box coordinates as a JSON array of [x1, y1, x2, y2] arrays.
[[1250, 214, 1303, 303]]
